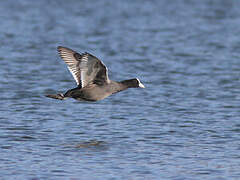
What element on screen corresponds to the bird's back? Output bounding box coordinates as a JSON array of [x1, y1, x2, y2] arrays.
[[67, 81, 126, 101]]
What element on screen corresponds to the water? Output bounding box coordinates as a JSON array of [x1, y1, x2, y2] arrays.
[[1, 0, 240, 179]]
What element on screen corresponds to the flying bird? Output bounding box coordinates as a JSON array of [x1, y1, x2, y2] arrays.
[[46, 46, 145, 101]]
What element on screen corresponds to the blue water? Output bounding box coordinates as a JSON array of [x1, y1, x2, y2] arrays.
[[1, 0, 240, 179]]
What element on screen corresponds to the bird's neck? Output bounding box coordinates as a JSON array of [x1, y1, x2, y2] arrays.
[[108, 81, 128, 94]]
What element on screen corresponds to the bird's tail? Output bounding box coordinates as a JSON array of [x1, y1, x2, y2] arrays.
[[45, 93, 65, 100]]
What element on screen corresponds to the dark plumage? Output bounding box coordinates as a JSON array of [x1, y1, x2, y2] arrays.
[[46, 46, 145, 101]]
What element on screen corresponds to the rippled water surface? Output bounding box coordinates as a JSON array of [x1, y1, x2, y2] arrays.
[[1, 0, 240, 179]]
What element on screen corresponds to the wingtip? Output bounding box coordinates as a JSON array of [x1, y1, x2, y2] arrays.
[[82, 52, 89, 56], [57, 46, 64, 51], [57, 46, 76, 54]]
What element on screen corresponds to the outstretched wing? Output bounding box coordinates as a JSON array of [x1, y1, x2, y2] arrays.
[[58, 46, 109, 88], [57, 46, 81, 86]]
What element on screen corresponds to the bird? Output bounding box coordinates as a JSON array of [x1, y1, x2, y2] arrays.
[[46, 46, 145, 101]]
